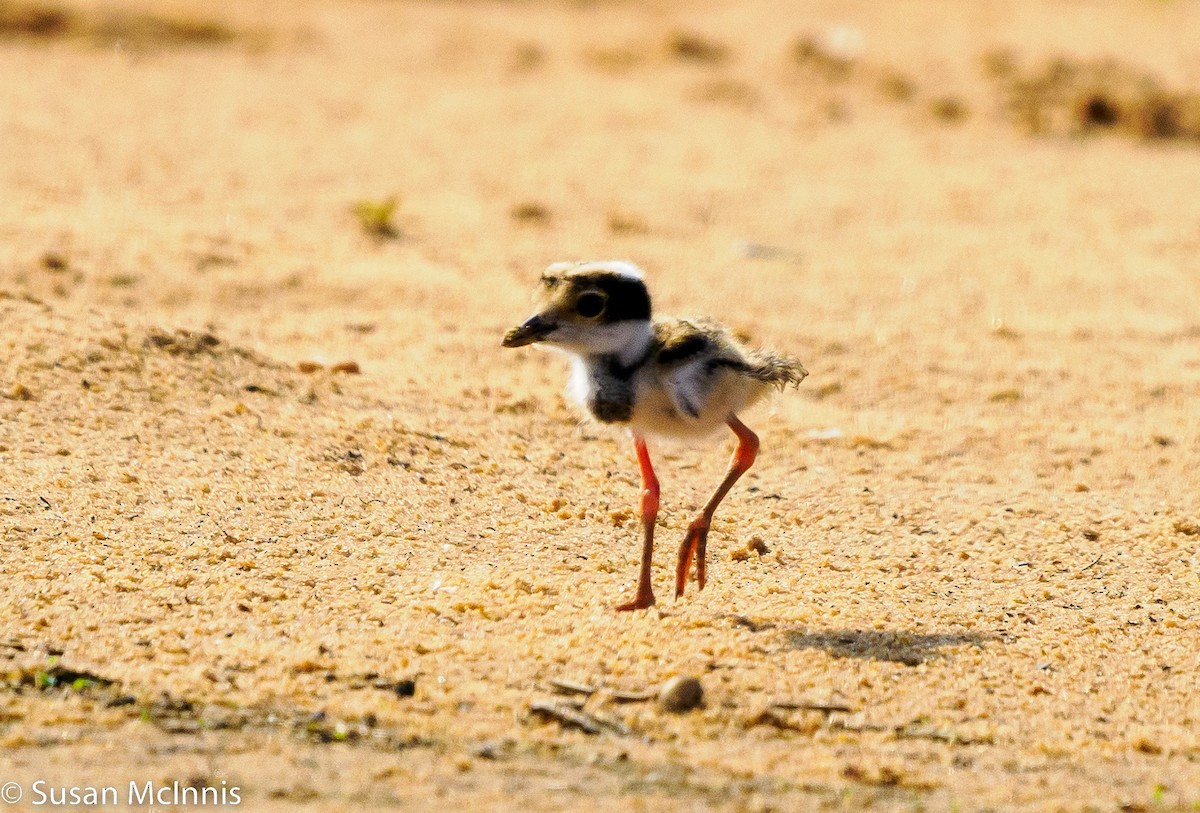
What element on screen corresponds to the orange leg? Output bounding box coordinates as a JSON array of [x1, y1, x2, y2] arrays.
[[676, 415, 759, 598], [616, 435, 659, 611]]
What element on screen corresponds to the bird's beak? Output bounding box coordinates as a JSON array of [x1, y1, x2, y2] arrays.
[[501, 314, 557, 348]]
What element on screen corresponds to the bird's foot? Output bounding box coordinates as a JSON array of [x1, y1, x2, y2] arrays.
[[616, 589, 656, 612], [675, 521, 710, 598]]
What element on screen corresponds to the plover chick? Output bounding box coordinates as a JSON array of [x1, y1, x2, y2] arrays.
[[502, 260, 807, 611]]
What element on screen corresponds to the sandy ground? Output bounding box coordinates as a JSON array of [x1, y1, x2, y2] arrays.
[[2, 0, 1200, 810]]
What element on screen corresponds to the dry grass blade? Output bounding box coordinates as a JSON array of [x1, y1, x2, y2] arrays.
[[0, 1, 246, 48], [896, 721, 994, 746]]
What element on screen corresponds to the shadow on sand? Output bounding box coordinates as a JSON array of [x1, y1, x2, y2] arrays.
[[781, 628, 993, 666]]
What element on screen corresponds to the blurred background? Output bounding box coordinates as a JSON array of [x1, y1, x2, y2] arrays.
[[4, 0, 1200, 362]]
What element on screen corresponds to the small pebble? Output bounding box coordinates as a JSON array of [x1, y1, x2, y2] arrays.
[[511, 202, 551, 223], [41, 251, 68, 271], [658, 676, 703, 713]]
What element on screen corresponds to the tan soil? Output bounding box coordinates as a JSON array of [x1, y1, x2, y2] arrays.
[[2, 0, 1200, 810]]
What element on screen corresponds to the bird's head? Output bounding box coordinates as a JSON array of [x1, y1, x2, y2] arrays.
[[502, 261, 653, 357]]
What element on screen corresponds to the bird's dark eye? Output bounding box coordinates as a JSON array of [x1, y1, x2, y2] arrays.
[[575, 292, 606, 319]]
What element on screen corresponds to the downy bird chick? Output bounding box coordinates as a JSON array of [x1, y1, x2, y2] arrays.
[[503, 260, 807, 610]]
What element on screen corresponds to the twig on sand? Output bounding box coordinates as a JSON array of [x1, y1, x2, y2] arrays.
[[529, 699, 629, 736], [831, 717, 993, 746], [610, 688, 657, 703], [769, 699, 854, 714], [547, 678, 596, 696], [546, 677, 655, 703]]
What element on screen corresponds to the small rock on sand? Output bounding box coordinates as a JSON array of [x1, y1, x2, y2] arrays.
[[658, 676, 703, 713]]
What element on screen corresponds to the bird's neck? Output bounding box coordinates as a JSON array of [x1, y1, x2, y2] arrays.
[[593, 319, 653, 372]]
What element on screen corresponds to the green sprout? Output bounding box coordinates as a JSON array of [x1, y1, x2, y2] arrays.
[[353, 197, 400, 239]]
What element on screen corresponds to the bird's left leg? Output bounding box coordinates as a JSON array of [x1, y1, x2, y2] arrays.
[[676, 415, 759, 598], [616, 434, 660, 611]]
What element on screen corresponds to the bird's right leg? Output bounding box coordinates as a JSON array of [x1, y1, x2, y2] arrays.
[[676, 415, 759, 598], [616, 434, 659, 611]]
